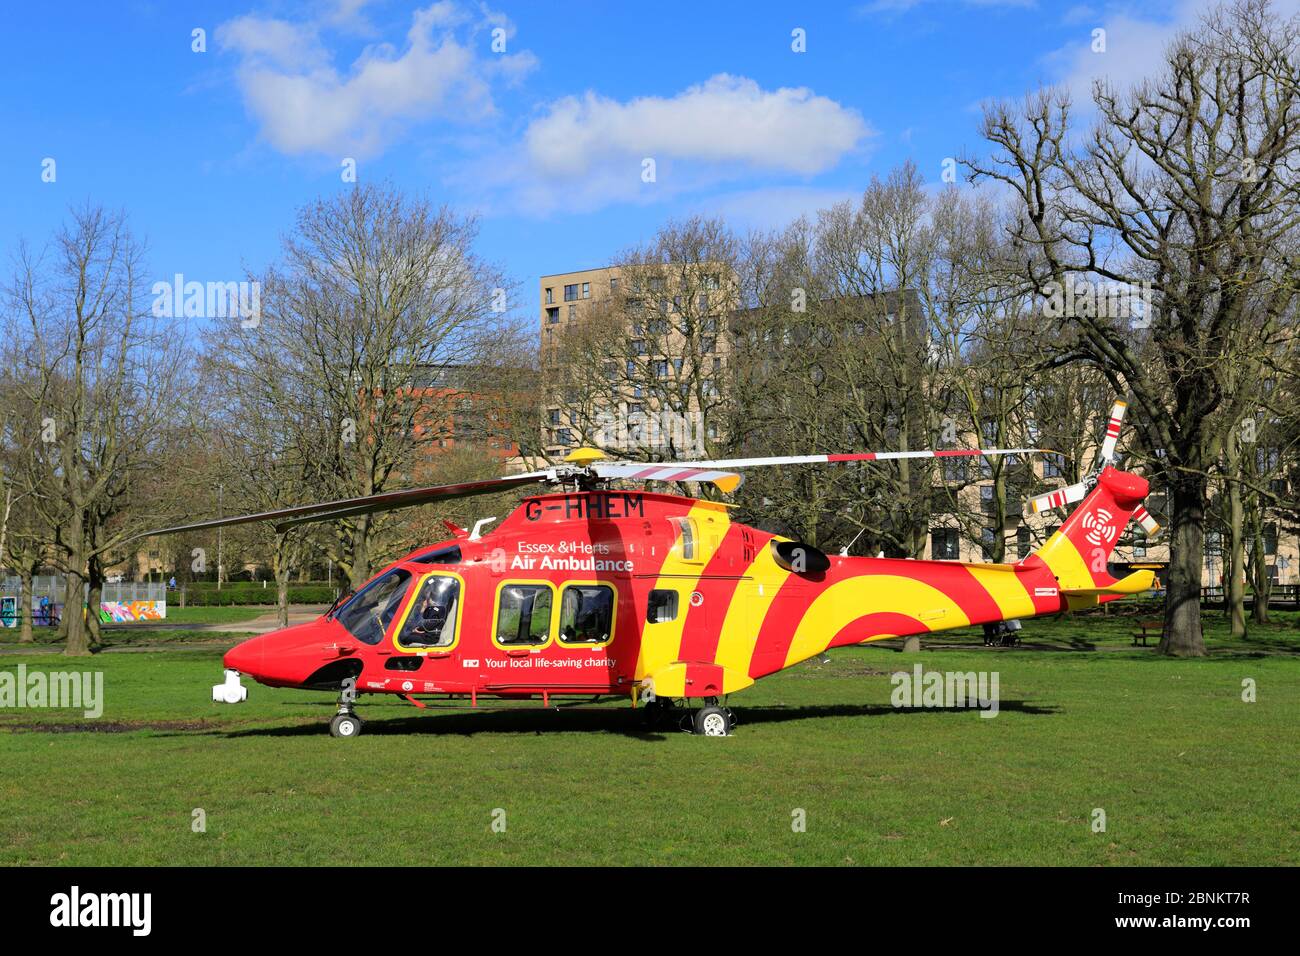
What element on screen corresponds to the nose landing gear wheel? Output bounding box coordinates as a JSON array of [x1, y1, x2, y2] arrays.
[[329, 712, 363, 738], [694, 704, 732, 737]]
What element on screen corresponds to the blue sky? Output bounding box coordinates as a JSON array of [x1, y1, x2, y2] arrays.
[[0, 1, 1225, 329]]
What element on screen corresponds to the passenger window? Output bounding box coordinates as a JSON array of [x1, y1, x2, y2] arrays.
[[398, 575, 460, 648], [496, 584, 553, 646], [647, 589, 678, 624], [559, 585, 615, 645]]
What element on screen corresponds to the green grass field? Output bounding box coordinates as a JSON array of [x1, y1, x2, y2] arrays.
[[1, 609, 1297, 866]]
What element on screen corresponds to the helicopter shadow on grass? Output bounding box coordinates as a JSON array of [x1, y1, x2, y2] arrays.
[[214, 698, 1061, 740]]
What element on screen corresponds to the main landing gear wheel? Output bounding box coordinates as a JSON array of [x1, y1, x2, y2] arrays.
[[694, 704, 732, 737], [329, 712, 363, 738]]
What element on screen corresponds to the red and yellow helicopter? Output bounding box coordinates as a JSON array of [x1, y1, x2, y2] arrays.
[[163, 400, 1158, 737]]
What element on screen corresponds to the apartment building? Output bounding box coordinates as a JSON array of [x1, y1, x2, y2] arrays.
[[539, 264, 729, 459]]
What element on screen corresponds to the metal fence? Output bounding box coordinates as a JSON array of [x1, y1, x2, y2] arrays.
[[0, 577, 167, 603], [1201, 584, 1300, 610]]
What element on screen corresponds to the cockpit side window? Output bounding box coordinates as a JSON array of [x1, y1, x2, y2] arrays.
[[397, 575, 461, 649], [336, 569, 412, 645]]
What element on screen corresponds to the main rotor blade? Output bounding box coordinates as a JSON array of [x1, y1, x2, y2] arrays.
[[601, 447, 1055, 473], [590, 462, 743, 493], [137, 471, 555, 539]]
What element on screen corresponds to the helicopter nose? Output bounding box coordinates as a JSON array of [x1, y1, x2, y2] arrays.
[[223, 635, 267, 678], [223, 621, 351, 688]]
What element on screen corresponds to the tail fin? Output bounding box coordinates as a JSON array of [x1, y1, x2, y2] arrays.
[[1022, 466, 1149, 592]]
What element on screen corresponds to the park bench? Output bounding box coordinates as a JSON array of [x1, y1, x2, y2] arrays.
[[1132, 619, 1163, 646]]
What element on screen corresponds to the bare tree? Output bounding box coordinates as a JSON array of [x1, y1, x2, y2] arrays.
[[967, 0, 1300, 655], [4, 206, 189, 655], [266, 184, 511, 589]]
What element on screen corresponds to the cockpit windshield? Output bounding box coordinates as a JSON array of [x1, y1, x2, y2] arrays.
[[335, 568, 412, 645]]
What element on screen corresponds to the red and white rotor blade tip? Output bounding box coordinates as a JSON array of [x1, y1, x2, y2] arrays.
[[1099, 399, 1127, 464], [1028, 481, 1089, 515], [591, 462, 743, 493], [1132, 504, 1161, 536]]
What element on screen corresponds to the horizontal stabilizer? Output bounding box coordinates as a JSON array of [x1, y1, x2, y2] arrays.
[[1059, 569, 1155, 597]]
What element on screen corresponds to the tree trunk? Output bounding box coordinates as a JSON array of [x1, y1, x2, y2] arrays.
[[1250, 520, 1272, 625], [277, 574, 290, 629], [86, 556, 104, 648], [347, 516, 372, 590], [1227, 450, 1247, 637], [63, 567, 91, 657], [1159, 474, 1208, 657], [18, 567, 33, 644]]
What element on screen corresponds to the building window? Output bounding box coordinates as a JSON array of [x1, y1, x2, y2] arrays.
[[931, 528, 959, 560], [981, 527, 996, 559], [564, 283, 579, 301], [1016, 525, 1032, 559], [649, 276, 664, 292], [582, 282, 590, 298], [546, 307, 558, 324], [555, 428, 572, 446], [942, 458, 967, 483], [545, 287, 554, 304], [548, 409, 560, 425], [652, 360, 669, 378], [610, 277, 619, 293], [568, 304, 577, 320]]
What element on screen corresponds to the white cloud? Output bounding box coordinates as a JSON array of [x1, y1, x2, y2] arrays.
[[455, 74, 871, 215], [522, 73, 871, 183], [217, 1, 536, 158], [1048, 0, 1300, 109]]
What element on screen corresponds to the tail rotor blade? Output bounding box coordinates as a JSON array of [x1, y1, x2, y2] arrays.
[[1099, 399, 1127, 464], [1133, 504, 1162, 536], [1028, 481, 1089, 515]]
